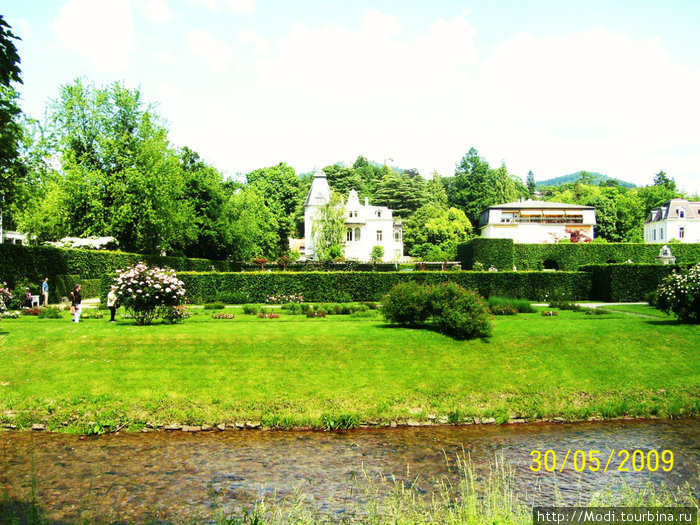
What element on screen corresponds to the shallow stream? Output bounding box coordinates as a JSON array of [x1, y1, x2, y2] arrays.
[[1, 419, 698, 522]]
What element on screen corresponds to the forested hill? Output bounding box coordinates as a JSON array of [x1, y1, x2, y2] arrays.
[[537, 171, 636, 188]]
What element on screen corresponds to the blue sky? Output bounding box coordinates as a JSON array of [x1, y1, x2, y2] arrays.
[[4, 0, 700, 193]]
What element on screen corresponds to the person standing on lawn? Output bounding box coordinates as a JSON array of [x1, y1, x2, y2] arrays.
[[41, 277, 49, 306], [70, 284, 82, 323], [107, 287, 118, 322]]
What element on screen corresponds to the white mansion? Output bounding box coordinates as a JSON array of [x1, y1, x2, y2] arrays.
[[479, 200, 597, 243], [644, 198, 700, 243], [302, 170, 403, 261]]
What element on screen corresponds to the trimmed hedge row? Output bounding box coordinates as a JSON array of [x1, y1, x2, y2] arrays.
[[105, 271, 591, 303], [458, 238, 700, 271], [0, 244, 231, 299], [54, 275, 101, 301], [581, 264, 680, 302]]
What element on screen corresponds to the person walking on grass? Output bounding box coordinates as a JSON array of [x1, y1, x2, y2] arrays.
[[41, 277, 49, 307], [107, 287, 118, 323], [70, 284, 82, 323]]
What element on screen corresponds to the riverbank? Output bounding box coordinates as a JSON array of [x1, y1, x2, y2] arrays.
[[0, 305, 698, 434]]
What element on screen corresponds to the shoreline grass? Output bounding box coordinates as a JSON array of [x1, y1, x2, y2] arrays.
[[0, 308, 698, 433]]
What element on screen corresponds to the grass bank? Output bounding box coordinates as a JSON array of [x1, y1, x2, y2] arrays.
[[0, 306, 698, 433]]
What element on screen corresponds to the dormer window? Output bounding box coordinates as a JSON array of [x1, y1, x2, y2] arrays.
[[375, 211, 382, 218], [678, 208, 686, 218]]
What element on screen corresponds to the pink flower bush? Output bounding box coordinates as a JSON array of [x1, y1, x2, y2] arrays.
[[0, 282, 12, 313], [113, 263, 187, 325]]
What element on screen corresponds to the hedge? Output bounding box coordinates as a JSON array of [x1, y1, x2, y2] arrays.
[[581, 264, 680, 302], [103, 271, 591, 304], [457, 238, 514, 271], [0, 244, 231, 297], [54, 275, 102, 301], [457, 238, 700, 271]]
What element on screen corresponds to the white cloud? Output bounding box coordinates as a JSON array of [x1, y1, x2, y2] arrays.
[[185, 28, 232, 73], [51, 0, 135, 72], [155, 50, 178, 64], [225, 0, 254, 14], [186, 0, 217, 11], [361, 11, 401, 36], [156, 80, 181, 100], [236, 30, 268, 54], [474, 28, 700, 185], [143, 0, 174, 24]]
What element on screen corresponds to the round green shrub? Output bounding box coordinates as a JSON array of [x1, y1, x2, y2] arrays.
[[429, 282, 493, 339], [381, 282, 431, 326]]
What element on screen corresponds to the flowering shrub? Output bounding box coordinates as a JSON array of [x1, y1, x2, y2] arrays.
[[113, 262, 187, 325], [162, 305, 191, 324], [81, 309, 105, 320], [541, 310, 558, 316], [490, 304, 518, 316], [265, 294, 303, 304], [258, 313, 280, 319], [211, 312, 235, 319], [655, 263, 700, 323], [1, 310, 19, 319], [21, 307, 41, 316], [0, 282, 12, 313]]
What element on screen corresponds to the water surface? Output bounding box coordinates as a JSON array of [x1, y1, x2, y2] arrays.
[[1, 419, 697, 522]]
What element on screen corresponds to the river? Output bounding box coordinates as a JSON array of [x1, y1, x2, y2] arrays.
[[1, 419, 697, 523]]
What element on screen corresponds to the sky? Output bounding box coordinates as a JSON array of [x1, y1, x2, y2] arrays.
[[3, 0, 700, 194]]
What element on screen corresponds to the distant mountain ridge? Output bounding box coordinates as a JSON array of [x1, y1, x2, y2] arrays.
[[536, 171, 636, 189]]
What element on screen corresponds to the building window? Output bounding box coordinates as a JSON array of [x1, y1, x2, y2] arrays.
[[679, 208, 686, 218], [375, 210, 382, 218], [679, 227, 685, 239], [354, 227, 361, 241], [660, 227, 664, 240], [653, 229, 656, 241], [347, 228, 353, 241], [376, 230, 383, 241], [394, 229, 402, 242]]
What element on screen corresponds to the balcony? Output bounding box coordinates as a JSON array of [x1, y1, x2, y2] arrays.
[[500, 217, 584, 224]]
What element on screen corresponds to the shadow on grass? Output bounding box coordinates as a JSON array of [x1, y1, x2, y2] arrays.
[[376, 322, 491, 342], [644, 319, 686, 326]]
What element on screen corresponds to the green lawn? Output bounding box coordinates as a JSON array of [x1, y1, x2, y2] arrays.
[[0, 307, 698, 432]]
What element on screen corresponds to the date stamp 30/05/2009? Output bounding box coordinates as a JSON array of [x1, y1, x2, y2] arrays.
[[530, 449, 674, 473]]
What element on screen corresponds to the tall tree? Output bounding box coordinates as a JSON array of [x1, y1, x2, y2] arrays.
[[449, 148, 496, 226], [246, 162, 302, 253], [225, 187, 279, 261], [653, 170, 678, 193], [179, 147, 229, 259], [0, 15, 26, 199], [526, 170, 536, 197], [312, 192, 346, 260], [19, 79, 196, 253]]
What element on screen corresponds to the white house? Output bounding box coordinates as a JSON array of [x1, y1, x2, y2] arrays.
[[644, 198, 700, 243], [303, 170, 403, 261], [479, 200, 597, 243]]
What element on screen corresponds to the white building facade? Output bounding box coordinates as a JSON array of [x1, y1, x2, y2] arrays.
[[479, 200, 596, 243], [644, 199, 700, 243], [303, 170, 403, 261]]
